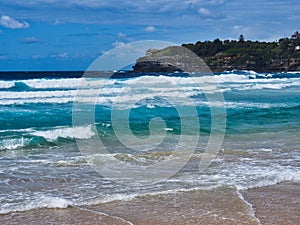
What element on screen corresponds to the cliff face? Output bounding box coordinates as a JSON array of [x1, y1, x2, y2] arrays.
[[134, 48, 300, 73], [207, 55, 300, 72], [133, 46, 212, 73], [133, 48, 300, 73], [132, 61, 183, 73]]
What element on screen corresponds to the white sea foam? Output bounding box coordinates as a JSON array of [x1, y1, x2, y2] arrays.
[[24, 78, 116, 89], [0, 98, 72, 105], [54, 156, 87, 167], [0, 128, 34, 133], [222, 101, 297, 109], [235, 189, 262, 225], [292, 173, 300, 182], [83, 186, 219, 207], [146, 103, 156, 108], [0, 80, 14, 89], [86, 193, 139, 205], [2, 88, 296, 108], [212, 74, 249, 83], [0, 78, 116, 91], [0, 126, 95, 150], [1, 187, 216, 215], [0, 90, 74, 99], [122, 74, 249, 85], [0, 186, 219, 215], [0, 74, 299, 106], [286, 71, 300, 74], [0, 196, 72, 215], [0, 137, 29, 150], [235, 171, 300, 190], [251, 83, 291, 90], [232, 80, 300, 91], [30, 125, 95, 141]]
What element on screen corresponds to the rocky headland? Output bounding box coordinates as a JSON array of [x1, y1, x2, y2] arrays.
[[133, 32, 300, 73]]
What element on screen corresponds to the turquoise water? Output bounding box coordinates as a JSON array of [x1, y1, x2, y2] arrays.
[[0, 71, 299, 213]]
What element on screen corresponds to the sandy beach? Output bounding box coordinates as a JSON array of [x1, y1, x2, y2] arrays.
[[242, 182, 300, 225], [1, 182, 298, 225]]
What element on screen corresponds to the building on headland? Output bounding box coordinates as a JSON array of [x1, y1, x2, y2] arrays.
[[133, 32, 300, 73], [291, 31, 300, 40]]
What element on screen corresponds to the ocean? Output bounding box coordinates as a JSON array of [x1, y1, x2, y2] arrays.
[[0, 70, 299, 224]]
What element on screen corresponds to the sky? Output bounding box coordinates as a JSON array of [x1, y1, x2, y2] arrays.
[[0, 0, 299, 71]]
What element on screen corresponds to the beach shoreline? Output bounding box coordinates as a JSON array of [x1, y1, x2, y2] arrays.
[[1, 181, 298, 225], [0, 71, 299, 224]]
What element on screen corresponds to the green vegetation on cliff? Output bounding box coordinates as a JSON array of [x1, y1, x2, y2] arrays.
[[133, 32, 300, 73], [182, 32, 300, 72]]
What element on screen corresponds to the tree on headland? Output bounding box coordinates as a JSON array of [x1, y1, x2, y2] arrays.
[[134, 31, 300, 73], [239, 34, 245, 43], [181, 32, 300, 71]]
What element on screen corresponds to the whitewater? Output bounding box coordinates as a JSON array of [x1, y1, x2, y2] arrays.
[[0, 70, 299, 216]]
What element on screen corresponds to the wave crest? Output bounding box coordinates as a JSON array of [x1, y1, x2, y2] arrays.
[[0, 196, 72, 215], [30, 125, 95, 141]]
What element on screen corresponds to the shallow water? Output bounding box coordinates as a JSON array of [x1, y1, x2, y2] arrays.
[[0, 71, 299, 220]]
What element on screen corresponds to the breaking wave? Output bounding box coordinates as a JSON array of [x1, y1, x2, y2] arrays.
[[0, 125, 95, 151]]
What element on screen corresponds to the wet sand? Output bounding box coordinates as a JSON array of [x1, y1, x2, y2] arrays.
[[0, 182, 299, 225], [242, 181, 300, 225], [84, 187, 259, 225], [0, 206, 132, 225]]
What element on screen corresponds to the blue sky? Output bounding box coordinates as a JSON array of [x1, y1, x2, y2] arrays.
[[0, 0, 299, 71]]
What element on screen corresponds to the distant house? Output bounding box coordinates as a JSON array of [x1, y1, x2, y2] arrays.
[[291, 31, 300, 40]]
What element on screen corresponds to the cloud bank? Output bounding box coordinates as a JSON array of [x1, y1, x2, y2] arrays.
[[0, 15, 29, 29]]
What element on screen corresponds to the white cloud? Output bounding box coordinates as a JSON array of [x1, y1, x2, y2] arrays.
[[0, 0, 296, 43], [0, 1, 228, 25], [52, 52, 68, 59], [112, 40, 126, 47], [208, 0, 225, 5], [144, 26, 156, 32], [232, 25, 250, 37], [5, 0, 225, 9], [20, 36, 41, 44], [0, 0, 190, 11], [198, 7, 211, 16], [118, 32, 127, 38], [0, 15, 30, 29], [32, 54, 42, 59], [52, 19, 64, 24], [233, 25, 244, 32], [197, 7, 225, 20], [58, 52, 68, 58]]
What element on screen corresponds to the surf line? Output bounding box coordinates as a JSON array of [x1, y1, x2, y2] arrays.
[[235, 189, 262, 225], [71, 205, 135, 225]]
